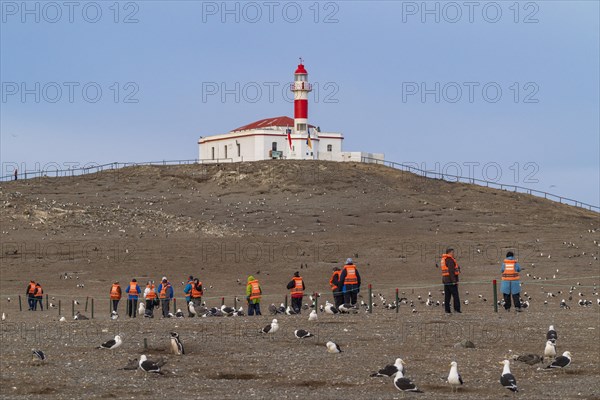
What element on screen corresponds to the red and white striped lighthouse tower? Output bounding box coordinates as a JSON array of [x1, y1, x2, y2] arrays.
[[290, 58, 313, 159]]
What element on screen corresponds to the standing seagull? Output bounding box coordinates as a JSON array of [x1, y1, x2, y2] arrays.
[[500, 360, 518, 392], [543, 340, 556, 361], [170, 332, 185, 355], [138, 301, 145, 316], [308, 310, 318, 321], [188, 302, 196, 317], [393, 371, 423, 394], [326, 341, 342, 353], [97, 335, 123, 350], [546, 325, 558, 344], [370, 358, 404, 377], [32, 349, 46, 363], [448, 361, 463, 392], [261, 319, 279, 339], [546, 351, 572, 372], [138, 355, 162, 373], [324, 302, 339, 315]]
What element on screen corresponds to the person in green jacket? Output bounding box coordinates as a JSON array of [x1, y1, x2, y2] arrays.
[[246, 275, 262, 316]]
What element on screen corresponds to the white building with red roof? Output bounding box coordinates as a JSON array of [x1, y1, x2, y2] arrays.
[[198, 62, 383, 163]]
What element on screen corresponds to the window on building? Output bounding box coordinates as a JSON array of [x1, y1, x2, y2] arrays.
[[272, 142, 277, 151], [211, 147, 215, 160], [327, 144, 332, 152], [224, 145, 227, 159], [295, 75, 306, 82], [296, 123, 306, 132], [237, 143, 241, 157]]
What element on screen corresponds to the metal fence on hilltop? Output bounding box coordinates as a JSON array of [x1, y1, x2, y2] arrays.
[[0, 157, 597, 212]]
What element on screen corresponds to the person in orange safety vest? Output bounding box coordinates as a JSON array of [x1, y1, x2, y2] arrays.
[[286, 271, 305, 313]]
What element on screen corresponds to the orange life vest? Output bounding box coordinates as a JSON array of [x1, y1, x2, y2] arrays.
[[441, 254, 459, 277], [110, 284, 121, 299], [28, 281, 36, 294], [330, 270, 341, 290], [127, 281, 139, 296], [343, 265, 358, 285], [291, 277, 304, 296], [249, 280, 261, 300], [159, 283, 171, 299], [146, 284, 157, 299], [191, 282, 203, 298], [34, 285, 43, 298], [502, 259, 520, 281]]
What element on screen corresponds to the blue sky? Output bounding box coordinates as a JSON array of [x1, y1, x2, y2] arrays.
[[1, 1, 598, 206]]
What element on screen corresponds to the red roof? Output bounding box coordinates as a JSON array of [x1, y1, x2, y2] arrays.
[[232, 116, 315, 132], [295, 63, 308, 74]]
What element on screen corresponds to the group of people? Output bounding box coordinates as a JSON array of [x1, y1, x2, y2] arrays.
[[104, 252, 521, 318], [25, 280, 44, 310], [109, 276, 199, 318], [441, 248, 522, 314]]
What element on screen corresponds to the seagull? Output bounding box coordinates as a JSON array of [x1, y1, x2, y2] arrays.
[[221, 305, 235, 316], [546, 325, 557, 343], [393, 371, 423, 393], [110, 311, 119, 320], [138, 355, 162, 373], [546, 351, 572, 371], [74, 311, 88, 320], [544, 340, 556, 361], [138, 302, 145, 315], [32, 349, 46, 362], [59, 316, 66, 322], [285, 306, 297, 315], [188, 302, 196, 317], [326, 341, 342, 353], [1, 312, 5, 321], [261, 319, 279, 339], [170, 332, 185, 355], [324, 301, 338, 315], [500, 360, 518, 392], [448, 361, 463, 392], [98, 335, 123, 350], [175, 309, 184, 318], [370, 358, 404, 377], [294, 329, 314, 339], [308, 310, 318, 321], [268, 304, 279, 315]]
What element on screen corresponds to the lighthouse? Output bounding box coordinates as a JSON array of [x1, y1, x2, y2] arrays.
[[290, 58, 314, 159]]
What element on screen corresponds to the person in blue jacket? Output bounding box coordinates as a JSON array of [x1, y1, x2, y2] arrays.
[[157, 277, 174, 318], [183, 275, 194, 303], [500, 251, 522, 312], [125, 278, 141, 318]]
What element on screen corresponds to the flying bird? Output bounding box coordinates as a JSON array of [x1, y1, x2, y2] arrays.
[[500, 360, 518, 392], [170, 332, 185, 355], [448, 361, 463, 392], [370, 358, 404, 377], [97, 335, 123, 350]]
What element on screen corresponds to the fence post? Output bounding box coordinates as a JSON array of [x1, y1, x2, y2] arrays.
[[174, 298, 177, 311], [395, 288, 399, 314], [91, 298, 94, 319], [46, 294, 49, 311], [314, 292, 318, 311], [493, 280, 498, 313], [19, 295, 22, 312], [72, 300, 75, 318], [284, 295, 288, 310], [58, 300, 61, 316], [234, 297, 237, 310], [368, 284, 373, 314], [221, 297, 225, 306], [85, 296, 89, 312]]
